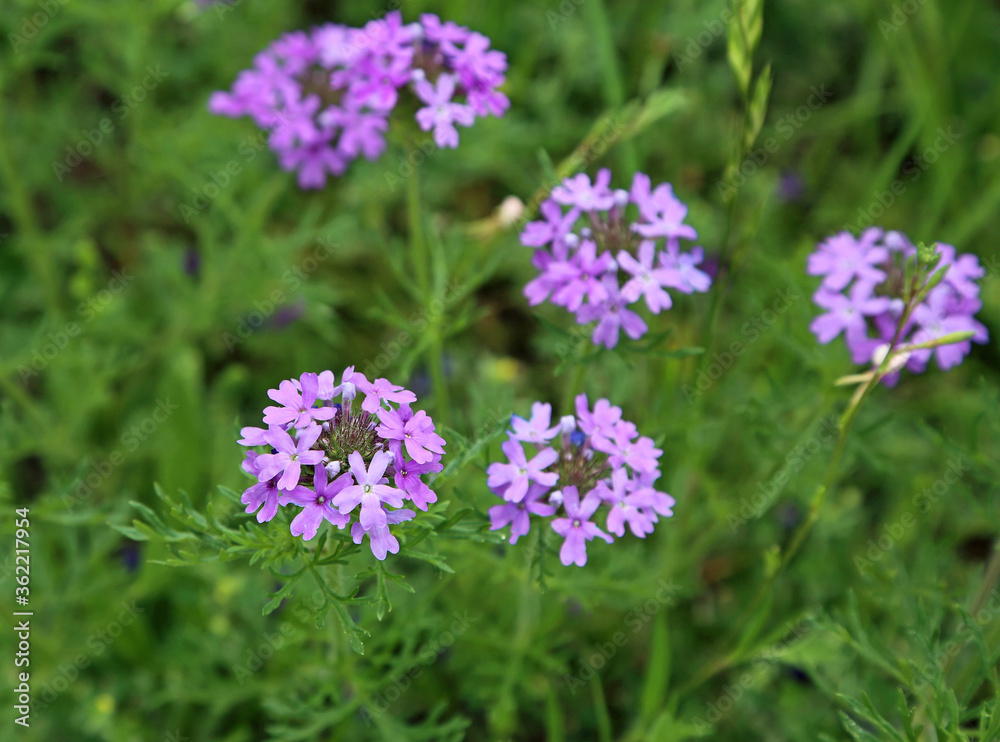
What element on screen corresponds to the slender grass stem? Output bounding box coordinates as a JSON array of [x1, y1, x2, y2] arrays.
[[405, 162, 451, 426], [677, 264, 934, 697]]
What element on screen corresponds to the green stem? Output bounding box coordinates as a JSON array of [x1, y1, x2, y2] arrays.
[[428, 336, 451, 428], [493, 530, 542, 737], [582, 0, 638, 175], [678, 270, 935, 698], [970, 541, 1000, 618], [939, 537, 1000, 700], [407, 164, 430, 297], [675, 407, 858, 696], [688, 111, 748, 401], [562, 364, 586, 417], [405, 159, 450, 427]]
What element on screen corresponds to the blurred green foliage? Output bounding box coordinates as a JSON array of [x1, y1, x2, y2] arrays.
[[1, 0, 999, 740]]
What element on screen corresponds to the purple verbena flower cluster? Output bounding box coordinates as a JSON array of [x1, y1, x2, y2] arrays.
[[520, 170, 711, 349], [238, 368, 445, 559], [487, 395, 674, 567], [808, 229, 988, 379], [209, 12, 508, 188]]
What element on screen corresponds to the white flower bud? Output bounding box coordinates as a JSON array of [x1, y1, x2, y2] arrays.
[[341, 382, 356, 404], [405, 22, 423, 41], [497, 195, 524, 227], [872, 343, 910, 374]]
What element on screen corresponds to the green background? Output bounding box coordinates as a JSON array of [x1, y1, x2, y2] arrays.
[[1, 0, 999, 739]]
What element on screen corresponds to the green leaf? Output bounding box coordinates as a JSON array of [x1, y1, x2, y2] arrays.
[[330, 599, 369, 655], [839, 693, 907, 741], [262, 572, 303, 616], [838, 711, 884, 742], [591, 675, 613, 742], [403, 551, 455, 574], [639, 614, 671, 725], [433, 414, 509, 486], [109, 522, 151, 541]]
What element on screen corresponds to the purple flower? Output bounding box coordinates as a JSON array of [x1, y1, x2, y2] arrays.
[[210, 13, 508, 188], [550, 487, 614, 567], [238, 368, 445, 557], [909, 285, 989, 370], [551, 169, 615, 211], [807, 230, 989, 379], [255, 424, 324, 491], [551, 240, 614, 312], [618, 241, 674, 313], [576, 278, 648, 349], [598, 470, 656, 538], [574, 394, 622, 440], [359, 377, 417, 413], [939, 244, 986, 300], [375, 405, 446, 464], [238, 426, 269, 446], [351, 507, 415, 560], [488, 484, 556, 544], [333, 451, 406, 531], [807, 229, 888, 291], [629, 173, 698, 242], [523, 246, 578, 307], [316, 370, 337, 400], [264, 374, 338, 428], [510, 402, 561, 444], [521, 200, 578, 249], [486, 396, 675, 567], [810, 282, 891, 345], [278, 139, 348, 189], [420, 14, 470, 52], [279, 465, 352, 540], [659, 246, 712, 294], [392, 451, 442, 511], [414, 73, 475, 148], [325, 100, 390, 160], [486, 440, 559, 503], [595, 424, 662, 474], [241, 476, 287, 523], [520, 169, 710, 350]]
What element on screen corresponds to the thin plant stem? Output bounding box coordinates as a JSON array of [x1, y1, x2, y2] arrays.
[[405, 161, 451, 427], [562, 364, 586, 417], [407, 160, 430, 297], [678, 263, 935, 697]]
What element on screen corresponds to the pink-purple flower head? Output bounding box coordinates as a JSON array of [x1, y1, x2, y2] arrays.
[[521, 170, 711, 349], [238, 368, 446, 560], [807, 229, 988, 379], [209, 12, 508, 188], [486, 394, 674, 567]]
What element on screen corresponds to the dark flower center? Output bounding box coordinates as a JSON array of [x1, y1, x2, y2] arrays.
[[319, 409, 387, 475], [555, 435, 609, 493]]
